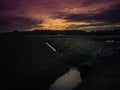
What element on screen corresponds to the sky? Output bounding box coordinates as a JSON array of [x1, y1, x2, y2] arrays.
[[0, 0, 120, 32]]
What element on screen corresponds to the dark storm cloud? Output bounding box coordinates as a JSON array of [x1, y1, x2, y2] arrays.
[[0, 4, 12, 11], [64, 3, 120, 23], [53, 12, 68, 19], [0, 16, 43, 32], [66, 23, 104, 29], [0, 0, 120, 31], [66, 22, 115, 30], [81, 0, 107, 6], [0, 0, 18, 12], [53, 3, 120, 24]]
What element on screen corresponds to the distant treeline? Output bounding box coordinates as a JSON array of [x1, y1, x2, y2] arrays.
[[1, 29, 120, 35]]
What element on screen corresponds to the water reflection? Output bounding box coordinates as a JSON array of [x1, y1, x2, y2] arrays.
[[49, 68, 82, 90]]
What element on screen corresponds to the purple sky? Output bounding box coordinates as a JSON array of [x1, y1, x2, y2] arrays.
[[0, 0, 120, 32]]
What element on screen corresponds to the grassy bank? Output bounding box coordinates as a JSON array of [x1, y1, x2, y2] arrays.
[[47, 37, 105, 68], [47, 36, 120, 90], [1, 35, 120, 90]]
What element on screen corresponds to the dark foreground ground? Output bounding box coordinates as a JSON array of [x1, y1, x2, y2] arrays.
[[0, 35, 120, 90], [0, 35, 69, 90], [47, 36, 120, 90]]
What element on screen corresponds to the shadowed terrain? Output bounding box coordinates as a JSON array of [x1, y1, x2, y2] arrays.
[[47, 36, 120, 90], [0, 35, 120, 90], [0, 35, 69, 89]]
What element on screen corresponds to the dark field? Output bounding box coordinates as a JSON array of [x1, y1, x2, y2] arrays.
[[0, 35, 69, 89], [0, 35, 120, 90]]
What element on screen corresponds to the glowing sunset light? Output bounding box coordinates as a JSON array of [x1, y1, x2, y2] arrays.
[[0, 0, 120, 32]]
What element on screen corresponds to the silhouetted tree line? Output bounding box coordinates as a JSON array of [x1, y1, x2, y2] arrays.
[[1, 29, 120, 35]]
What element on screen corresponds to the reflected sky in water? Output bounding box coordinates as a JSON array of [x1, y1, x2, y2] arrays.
[[49, 68, 82, 90]]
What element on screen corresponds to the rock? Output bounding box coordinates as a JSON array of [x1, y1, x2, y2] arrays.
[[97, 47, 114, 57]]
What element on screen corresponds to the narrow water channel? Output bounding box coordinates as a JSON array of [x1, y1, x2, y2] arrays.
[[49, 68, 82, 90]]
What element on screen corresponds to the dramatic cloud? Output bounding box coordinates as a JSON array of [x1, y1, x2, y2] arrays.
[[54, 2, 120, 30], [66, 22, 120, 30], [0, 16, 43, 32], [63, 4, 120, 23], [0, 0, 120, 32]]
